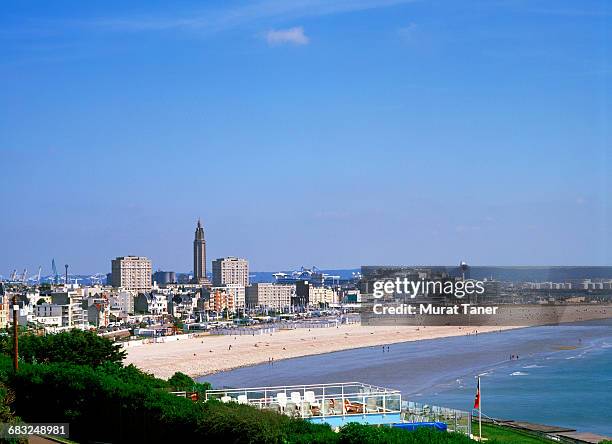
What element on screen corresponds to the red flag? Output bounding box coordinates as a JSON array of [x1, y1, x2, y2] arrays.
[[473, 378, 480, 409]]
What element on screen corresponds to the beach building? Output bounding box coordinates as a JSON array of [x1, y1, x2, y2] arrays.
[[211, 284, 245, 311], [308, 286, 337, 306], [246, 283, 295, 310], [197, 288, 235, 313]]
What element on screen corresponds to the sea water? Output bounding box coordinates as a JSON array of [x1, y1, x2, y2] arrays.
[[201, 319, 612, 435]]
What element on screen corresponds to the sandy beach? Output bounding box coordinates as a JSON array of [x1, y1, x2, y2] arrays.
[[124, 305, 612, 379]]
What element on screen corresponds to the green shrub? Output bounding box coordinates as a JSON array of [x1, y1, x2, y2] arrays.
[[167, 370, 212, 395], [338, 423, 474, 444], [0, 355, 335, 443], [0, 329, 125, 366]]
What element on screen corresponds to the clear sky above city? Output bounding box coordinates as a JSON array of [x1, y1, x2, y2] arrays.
[[1, 0, 611, 274]]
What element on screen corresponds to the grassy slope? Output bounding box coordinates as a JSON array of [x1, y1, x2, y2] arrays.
[[474, 422, 558, 444]]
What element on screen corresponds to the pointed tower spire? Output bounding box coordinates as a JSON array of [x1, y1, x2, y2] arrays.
[[193, 219, 207, 283]]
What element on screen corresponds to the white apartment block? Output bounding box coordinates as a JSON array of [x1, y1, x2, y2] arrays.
[[50, 290, 87, 329], [34, 304, 63, 328], [212, 257, 249, 287], [309, 287, 337, 306], [246, 283, 295, 310], [135, 292, 168, 315], [109, 291, 135, 317], [111, 256, 152, 293]]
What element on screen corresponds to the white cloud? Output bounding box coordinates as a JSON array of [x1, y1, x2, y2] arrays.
[[265, 26, 309, 45]]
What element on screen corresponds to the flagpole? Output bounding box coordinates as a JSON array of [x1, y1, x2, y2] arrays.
[[478, 375, 482, 442]]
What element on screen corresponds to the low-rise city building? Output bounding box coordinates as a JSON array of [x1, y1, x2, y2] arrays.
[[134, 292, 168, 315], [50, 289, 88, 329], [246, 283, 295, 310], [109, 291, 135, 318]]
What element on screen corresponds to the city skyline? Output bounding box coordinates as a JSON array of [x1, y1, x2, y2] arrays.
[[1, 0, 611, 273]]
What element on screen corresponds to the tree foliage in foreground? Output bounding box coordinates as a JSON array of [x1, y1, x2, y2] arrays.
[[0, 356, 334, 443], [0, 329, 126, 367], [0, 354, 481, 443]]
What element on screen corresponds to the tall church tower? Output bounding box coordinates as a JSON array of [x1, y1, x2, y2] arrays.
[[193, 219, 207, 283]]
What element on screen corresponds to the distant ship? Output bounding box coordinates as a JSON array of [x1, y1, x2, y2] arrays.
[[273, 266, 341, 287]]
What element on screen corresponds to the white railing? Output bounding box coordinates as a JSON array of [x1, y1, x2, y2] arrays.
[[205, 382, 401, 419]]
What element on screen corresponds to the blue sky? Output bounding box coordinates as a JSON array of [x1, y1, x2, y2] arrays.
[[1, 0, 610, 274]]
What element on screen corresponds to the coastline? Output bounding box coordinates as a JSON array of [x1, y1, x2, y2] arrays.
[[124, 304, 612, 379], [201, 318, 612, 436]]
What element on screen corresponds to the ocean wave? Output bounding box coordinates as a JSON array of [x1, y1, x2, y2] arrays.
[[522, 365, 544, 369], [510, 371, 529, 376]]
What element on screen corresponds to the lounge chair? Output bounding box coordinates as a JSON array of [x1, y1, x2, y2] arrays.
[[285, 401, 299, 417], [276, 392, 288, 411], [263, 403, 281, 413], [302, 401, 313, 418], [344, 399, 363, 414], [304, 391, 317, 404], [322, 399, 338, 415], [365, 397, 379, 413], [290, 392, 302, 405]]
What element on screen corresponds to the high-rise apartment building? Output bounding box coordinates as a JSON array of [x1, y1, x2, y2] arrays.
[[212, 257, 249, 287], [193, 219, 207, 284], [111, 256, 152, 293]]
